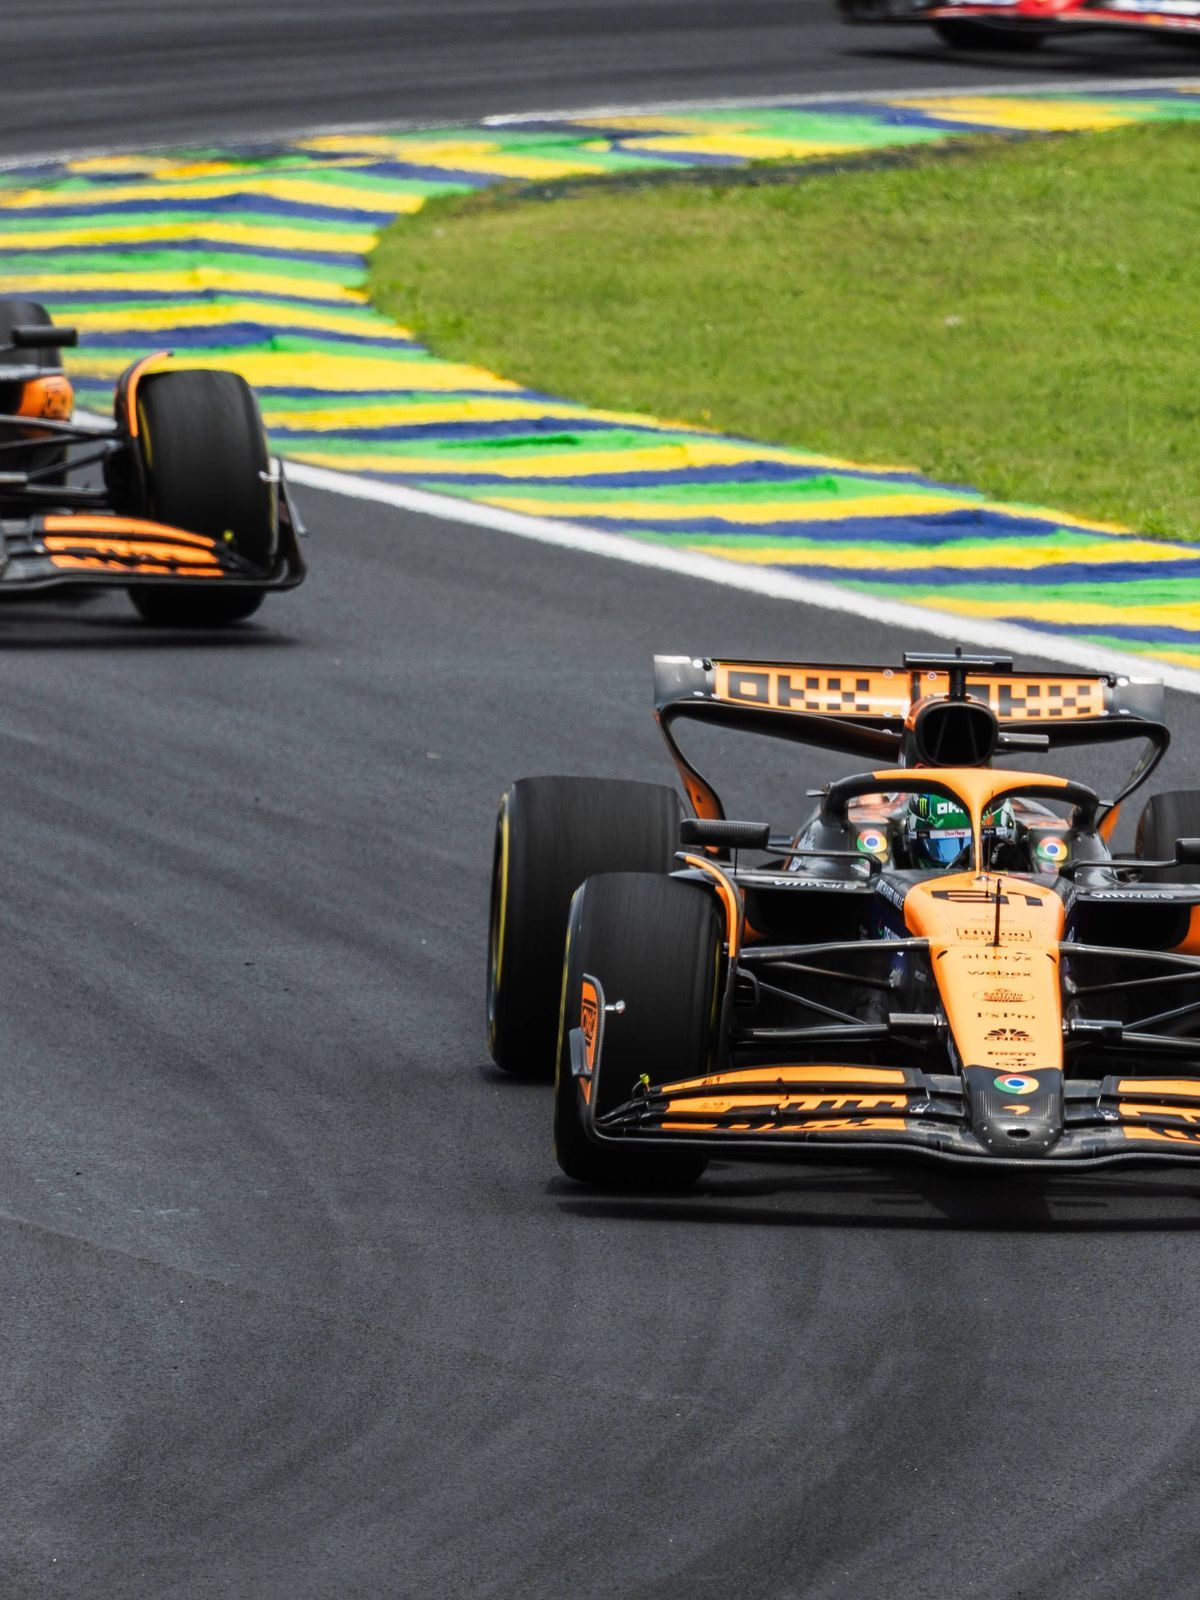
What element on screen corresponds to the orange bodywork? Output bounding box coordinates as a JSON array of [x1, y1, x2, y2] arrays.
[[882, 768, 1070, 1074], [904, 873, 1065, 1074], [657, 1067, 912, 1131], [682, 851, 742, 958], [119, 351, 172, 437], [40, 516, 224, 578], [713, 664, 1108, 722], [16, 374, 74, 422], [41, 515, 225, 579], [578, 977, 600, 1107]]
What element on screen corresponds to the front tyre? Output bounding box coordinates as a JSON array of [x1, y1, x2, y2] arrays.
[[487, 776, 682, 1078], [553, 872, 720, 1189], [127, 369, 276, 627]]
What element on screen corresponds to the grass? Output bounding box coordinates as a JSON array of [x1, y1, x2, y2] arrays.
[[370, 123, 1200, 540]]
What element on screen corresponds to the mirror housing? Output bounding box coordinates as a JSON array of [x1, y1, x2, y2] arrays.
[[680, 818, 770, 851], [1174, 837, 1200, 864], [11, 324, 77, 349]]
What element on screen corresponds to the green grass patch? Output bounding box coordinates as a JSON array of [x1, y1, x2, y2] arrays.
[[370, 124, 1200, 539]]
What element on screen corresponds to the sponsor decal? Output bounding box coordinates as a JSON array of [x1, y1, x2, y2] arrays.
[[856, 829, 889, 860], [994, 1074, 1039, 1095], [748, 874, 864, 891], [876, 878, 908, 912], [975, 988, 1027, 1004], [580, 980, 599, 1073], [965, 955, 1032, 973], [1036, 836, 1068, 864], [933, 888, 1043, 906], [987, 1027, 1031, 1041]]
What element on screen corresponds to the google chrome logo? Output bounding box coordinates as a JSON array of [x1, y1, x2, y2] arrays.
[[995, 1074, 1039, 1096]]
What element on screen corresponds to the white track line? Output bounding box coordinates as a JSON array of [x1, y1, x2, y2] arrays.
[[1, 74, 1194, 170], [285, 462, 1200, 693], [482, 74, 1200, 125], [46, 80, 1200, 694]]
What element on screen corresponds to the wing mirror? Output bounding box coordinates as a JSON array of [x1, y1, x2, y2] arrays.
[[680, 818, 771, 850], [10, 324, 77, 349], [1175, 837, 1200, 864]]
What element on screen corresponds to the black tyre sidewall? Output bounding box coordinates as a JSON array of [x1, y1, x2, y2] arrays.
[[136, 369, 277, 567], [0, 299, 65, 485], [932, 19, 1044, 47], [0, 298, 58, 369], [129, 588, 265, 627], [487, 776, 682, 1078], [553, 872, 720, 1188], [1136, 790, 1200, 883]]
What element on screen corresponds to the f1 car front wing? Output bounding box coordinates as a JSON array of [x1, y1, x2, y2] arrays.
[[571, 962, 1200, 1170], [0, 467, 306, 596]]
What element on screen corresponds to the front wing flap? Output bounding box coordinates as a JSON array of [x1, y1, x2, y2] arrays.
[[0, 466, 306, 595], [573, 1057, 1200, 1170]]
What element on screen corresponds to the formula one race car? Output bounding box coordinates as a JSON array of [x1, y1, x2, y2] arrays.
[[488, 649, 1200, 1186], [0, 297, 304, 625], [838, 0, 1200, 50]]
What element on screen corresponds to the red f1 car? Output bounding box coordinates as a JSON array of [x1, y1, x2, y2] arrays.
[[0, 297, 304, 625], [838, 0, 1200, 49]]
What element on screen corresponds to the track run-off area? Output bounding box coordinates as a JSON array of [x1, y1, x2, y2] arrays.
[[2, 6, 1200, 1598], [4, 86, 1200, 677]]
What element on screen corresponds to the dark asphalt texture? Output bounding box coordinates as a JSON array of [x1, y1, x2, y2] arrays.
[[2, 6, 1200, 1599], [0, 0, 1197, 155]]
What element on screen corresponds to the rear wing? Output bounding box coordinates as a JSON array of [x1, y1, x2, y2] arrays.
[[654, 653, 1168, 820]]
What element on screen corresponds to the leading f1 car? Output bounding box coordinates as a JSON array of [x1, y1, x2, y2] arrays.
[[487, 649, 1200, 1187], [837, 0, 1200, 50], [0, 297, 304, 625]]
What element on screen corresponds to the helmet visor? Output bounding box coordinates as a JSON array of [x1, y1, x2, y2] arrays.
[[919, 828, 971, 866]]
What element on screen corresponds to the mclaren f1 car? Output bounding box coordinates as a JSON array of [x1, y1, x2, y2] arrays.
[[837, 0, 1200, 50], [488, 649, 1200, 1186], [0, 297, 304, 625]]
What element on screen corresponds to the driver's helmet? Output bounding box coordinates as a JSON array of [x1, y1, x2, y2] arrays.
[[905, 793, 1015, 868]]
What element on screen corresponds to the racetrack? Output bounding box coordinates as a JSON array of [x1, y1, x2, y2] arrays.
[[4, 7, 1200, 1598]]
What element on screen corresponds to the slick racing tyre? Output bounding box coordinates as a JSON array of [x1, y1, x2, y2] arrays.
[[127, 369, 277, 626], [931, 19, 1045, 48], [1136, 790, 1200, 884], [0, 297, 61, 370], [488, 777, 683, 1078], [553, 872, 719, 1190]]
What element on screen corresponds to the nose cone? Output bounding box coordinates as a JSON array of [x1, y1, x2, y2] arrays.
[[965, 1065, 1064, 1155]]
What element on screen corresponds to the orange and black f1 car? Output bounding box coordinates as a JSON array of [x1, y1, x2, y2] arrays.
[[488, 649, 1200, 1186], [0, 297, 304, 625]]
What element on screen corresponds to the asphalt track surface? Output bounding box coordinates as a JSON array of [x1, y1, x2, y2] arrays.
[[3, 7, 1200, 1599]]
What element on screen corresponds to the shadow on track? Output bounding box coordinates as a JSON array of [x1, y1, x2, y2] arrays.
[[845, 40, 1200, 75], [0, 602, 300, 652], [556, 1162, 1200, 1231]]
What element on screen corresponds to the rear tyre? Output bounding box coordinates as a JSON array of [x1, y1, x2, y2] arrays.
[[0, 298, 60, 369], [487, 776, 682, 1078], [931, 19, 1045, 48], [127, 369, 276, 627], [1136, 790, 1200, 883], [0, 298, 66, 485], [553, 872, 719, 1189]]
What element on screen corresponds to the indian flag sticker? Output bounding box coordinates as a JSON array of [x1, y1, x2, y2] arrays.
[[1036, 836, 1068, 863], [995, 1074, 1039, 1095], [856, 829, 888, 858]]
